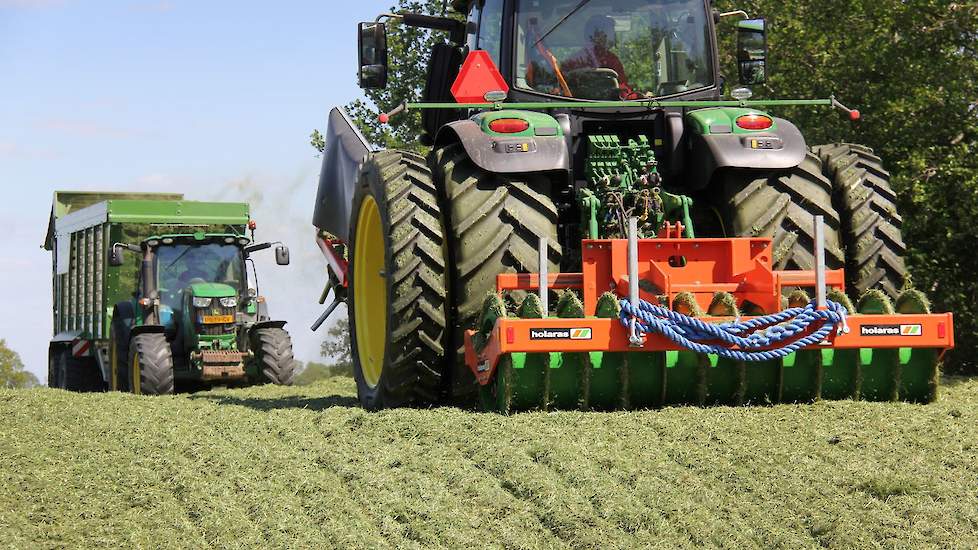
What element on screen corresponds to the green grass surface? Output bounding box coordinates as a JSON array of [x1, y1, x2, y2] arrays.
[[1, 377, 976, 549]]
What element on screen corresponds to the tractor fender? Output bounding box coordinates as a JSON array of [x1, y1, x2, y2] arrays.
[[686, 116, 808, 190], [249, 320, 287, 334], [312, 107, 372, 241], [434, 120, 570, 175]]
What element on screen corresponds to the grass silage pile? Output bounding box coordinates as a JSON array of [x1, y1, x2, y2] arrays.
[[1, 377, 976, 549]]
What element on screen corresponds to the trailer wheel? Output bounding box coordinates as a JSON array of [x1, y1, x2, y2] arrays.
[[431, 143, 562, 405], [812, 143, 908, 298], [348, 150, 449, 409], [719, 152, 846, 274], [252, 327, 296, 385], [48, 344, 103, 392], [47, 345, 63, 389], [128, 332, 174, 396], [110, 304, 133, 391]]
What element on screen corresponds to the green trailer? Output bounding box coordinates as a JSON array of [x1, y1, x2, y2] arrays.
[[44, 191, 296, 394]]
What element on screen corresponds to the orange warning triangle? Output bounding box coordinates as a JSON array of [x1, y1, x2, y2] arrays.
[[450, 50, 510, 104]]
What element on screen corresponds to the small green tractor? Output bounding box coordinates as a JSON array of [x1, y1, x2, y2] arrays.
[[312, 1, 951, 410], [46, 192, 297, 395]]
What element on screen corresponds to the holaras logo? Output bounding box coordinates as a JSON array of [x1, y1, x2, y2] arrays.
[[530, 328, 592, 340], [860, 324, 922, 337]]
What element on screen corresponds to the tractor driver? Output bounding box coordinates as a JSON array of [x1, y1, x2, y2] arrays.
[[560, 15, 636, 99]]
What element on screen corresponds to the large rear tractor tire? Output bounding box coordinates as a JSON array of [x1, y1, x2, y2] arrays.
[[431, 143, 562, 404], [252, 327, 297, 386], [128, 332, 174, 396], [719, 152, 846, 274], [348, 150, 449, 409], [812, 143, 908, 298]]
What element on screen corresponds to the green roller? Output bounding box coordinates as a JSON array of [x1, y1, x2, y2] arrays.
[[856, 290, 900, 401], [550, 292, 589, 410], [895, 289, 939, 403], [588, 293, 628, 410], [782, 289, 852, 403], [704, 293, 746, 406]]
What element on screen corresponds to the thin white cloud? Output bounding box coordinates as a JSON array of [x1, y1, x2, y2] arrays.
[[36, 118, 150, 139], [0, 140, 62, 160]]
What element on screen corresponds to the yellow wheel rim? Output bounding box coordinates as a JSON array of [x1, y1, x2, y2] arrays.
[[353, 194, 387, 388], [131, 351, 142, 395]]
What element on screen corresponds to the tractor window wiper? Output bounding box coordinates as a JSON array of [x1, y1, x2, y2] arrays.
[[534, 0, 594, 46]]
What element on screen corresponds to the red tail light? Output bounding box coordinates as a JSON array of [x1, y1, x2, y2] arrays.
[[488, 118, 530, 133], [736, 114, 773, 131]]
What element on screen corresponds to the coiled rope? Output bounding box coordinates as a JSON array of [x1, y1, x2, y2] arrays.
[[618, 299, 849, 362]]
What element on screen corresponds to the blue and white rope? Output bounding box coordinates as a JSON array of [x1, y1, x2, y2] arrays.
[[618, 299, 849, 362]]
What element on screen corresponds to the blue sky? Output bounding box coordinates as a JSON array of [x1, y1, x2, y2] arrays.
[[0, 0, 396, 381]]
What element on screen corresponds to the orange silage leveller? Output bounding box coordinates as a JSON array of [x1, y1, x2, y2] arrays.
[[464, 232, 953, 413]]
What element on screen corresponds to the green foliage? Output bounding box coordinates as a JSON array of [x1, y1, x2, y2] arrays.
[[345, 1, 458, 150], [0, 340, 37, 389], [1, 378, 977, 546], [294, 322, 353, 385], [714, 0, 978, 372], [293, 361, 351, 385]]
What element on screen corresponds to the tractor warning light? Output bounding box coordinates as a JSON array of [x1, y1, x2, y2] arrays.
[[489, 118, 529, 134], [248, 220, 257, 230], [736, 114, 773, 130]]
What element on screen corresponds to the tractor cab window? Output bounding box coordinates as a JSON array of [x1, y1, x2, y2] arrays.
[[155, 243, 245, 310], [515, 0, 714, 100], [466, 0, 505, 67]]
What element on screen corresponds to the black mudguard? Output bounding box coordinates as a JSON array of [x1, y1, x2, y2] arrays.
[[686, 117, 808, 190], [434, 120, 571, 175], [312, 107, 372, 241], [249, 320, 287, 334], [131, 324, 166, 337]]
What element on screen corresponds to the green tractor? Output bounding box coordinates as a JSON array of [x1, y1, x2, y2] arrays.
[[313, 0, 924, 410], [109, 229, 296, 395]]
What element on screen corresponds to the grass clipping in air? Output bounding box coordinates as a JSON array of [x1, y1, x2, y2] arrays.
[[1, 378, 977, 548]]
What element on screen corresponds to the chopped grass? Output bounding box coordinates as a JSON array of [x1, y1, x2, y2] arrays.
[[1, 377, 976, 549]]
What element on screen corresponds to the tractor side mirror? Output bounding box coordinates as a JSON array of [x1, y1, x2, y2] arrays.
[[358, 22, 388, 89], [275, 245, 290, 266], [108, 246, 124, 267], [109, 243, 138, 266], [736, 18, 767, 85]]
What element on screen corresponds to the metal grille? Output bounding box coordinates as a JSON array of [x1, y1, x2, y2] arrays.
[[196, 302, 237, 336]]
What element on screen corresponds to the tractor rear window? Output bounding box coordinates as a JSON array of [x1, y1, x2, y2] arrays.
[[514, 0, 714, 100]]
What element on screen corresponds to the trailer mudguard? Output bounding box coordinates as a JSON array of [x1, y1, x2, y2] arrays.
[[434, 119, 570, 175], [131, 324, 166, 336], [685, 112, 807, 190], [312, 107, 372, 241]]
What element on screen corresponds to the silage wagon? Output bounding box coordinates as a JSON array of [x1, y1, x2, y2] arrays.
[[45, 191, 296, 394]]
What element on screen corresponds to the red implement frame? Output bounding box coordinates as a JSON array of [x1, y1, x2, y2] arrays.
[[466, 238, 955, 384]]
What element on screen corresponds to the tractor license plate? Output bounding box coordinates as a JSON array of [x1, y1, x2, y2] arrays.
[[202, 314, 234, 324]]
